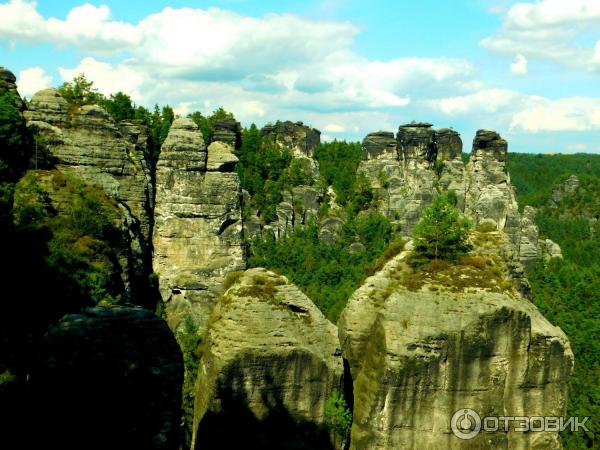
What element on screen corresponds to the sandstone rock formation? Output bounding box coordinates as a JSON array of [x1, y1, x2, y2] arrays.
[[24, 89, 154, 299], [261, 120, 321, 158], [358, 124, 558, 272], [359, 123, 466, 232], [153, 118, 245, 333], [338, 247, 573, 450], [212, 118, 242, 148], [550, 174, 580, 206], [192, 268, 344, 450], [31, 306, 183, 450]]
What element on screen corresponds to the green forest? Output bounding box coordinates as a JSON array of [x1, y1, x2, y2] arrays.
[[507, 153, 600, 448]]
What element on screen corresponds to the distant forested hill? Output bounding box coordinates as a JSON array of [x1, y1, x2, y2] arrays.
[[508, 152, 600, 449]]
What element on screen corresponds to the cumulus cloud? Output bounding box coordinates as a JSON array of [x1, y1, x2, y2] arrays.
[[58, 57, 146, 102], [17, 66, 52, 98], [510, 97, 600, 132], [482, 0, 600, 72], [324, 123, 345, 133], [0, 0, 139, 51], [0, 1, 487, 138], [510, 54, 528, 76], [427, 88, 525, 115]]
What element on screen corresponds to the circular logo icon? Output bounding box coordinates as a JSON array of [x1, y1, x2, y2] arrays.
[[451, 408, 481, 440]]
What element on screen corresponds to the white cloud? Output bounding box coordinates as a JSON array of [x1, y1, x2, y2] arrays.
[[427, 88, 524, 115], [510, 54, 528, 75], [324, 123, 345, 133], [17, 66, 52, 98], [505, 0, 600, 29], [482, 0, 600, 72], [510, 97, 600, 132], [58, 57, 145, 102], [0, 0, 139, 51]]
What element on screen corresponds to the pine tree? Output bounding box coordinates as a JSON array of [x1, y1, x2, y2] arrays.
[[412, 192, 471, 261]]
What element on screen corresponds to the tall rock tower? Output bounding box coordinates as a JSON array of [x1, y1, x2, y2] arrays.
[[152, 118, 245, 333]]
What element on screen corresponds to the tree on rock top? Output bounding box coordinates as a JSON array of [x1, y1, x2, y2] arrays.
[[411, 192, 471, 263]]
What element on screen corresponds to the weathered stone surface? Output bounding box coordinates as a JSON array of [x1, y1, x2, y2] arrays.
[[261, 120, 321, 158], [0, 66, 24, 110], [540, 238, 563, 261], [24, 88, 68, 126], [31, 306, 183, 450], [339, 250, 573, 450], [362, 131, 397, 160], [519, 205, 541, 271], [319, 216, 344, 244], [24, 89, 154, 299], [212, 118, 241, 148], [192, 268, 344, 450], [550, 174, 580, 206], [153, 118, 245, 334], [206, 141, 238, 172]]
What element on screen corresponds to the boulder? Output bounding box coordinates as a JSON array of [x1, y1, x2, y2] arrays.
[[212, 118, 241, 148]]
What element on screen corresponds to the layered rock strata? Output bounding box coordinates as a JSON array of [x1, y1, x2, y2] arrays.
[[23, 89, 154, 298], [152, 118, 245, 333]]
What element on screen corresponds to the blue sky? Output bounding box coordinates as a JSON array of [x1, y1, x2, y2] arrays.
[[1, 0, 600, 153]]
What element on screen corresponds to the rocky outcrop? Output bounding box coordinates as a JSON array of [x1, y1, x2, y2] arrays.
[[261, 120, 321, 158], [338, 248, 573, 450], [550, 174, 580, 206], [192, 268, 344, 450], [153, 118, 245, 334], [359, 123, 465, 231], [359, 125, 553, 271], [465, 130, 520, 241], [24, 89, 154, 299], [31, 306, 183, 450], [212, 118, 241, 149]]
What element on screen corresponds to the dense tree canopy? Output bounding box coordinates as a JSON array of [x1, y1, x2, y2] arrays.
[[411, 192, 471, 263]]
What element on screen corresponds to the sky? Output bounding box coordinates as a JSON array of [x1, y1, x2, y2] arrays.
[[1, 0, 600, 153]]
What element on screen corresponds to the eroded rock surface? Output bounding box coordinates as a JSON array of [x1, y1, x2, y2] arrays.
[[192, 268, 344, 450], [153, 118, 245, 333], [338, 250, 573, 450], [24, 89, 154, 298]]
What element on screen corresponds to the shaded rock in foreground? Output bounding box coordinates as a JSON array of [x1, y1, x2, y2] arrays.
[[192, 268, 344, 450], [31, 306, 183, 450]]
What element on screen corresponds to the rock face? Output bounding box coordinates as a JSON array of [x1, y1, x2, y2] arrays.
[[24, 89, 154, 299], [192, 268, 344, 450], [31, 306, 183, 450], [261, 120, 321, 158], [550, 174, 580, 206], [153, 118, 245, 333], [465, 130, 520, 241], [338, 250, 573, 450], [359, 123, 465, 232], [212, 118, 242, 148], [359, 125, 555, 271]]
